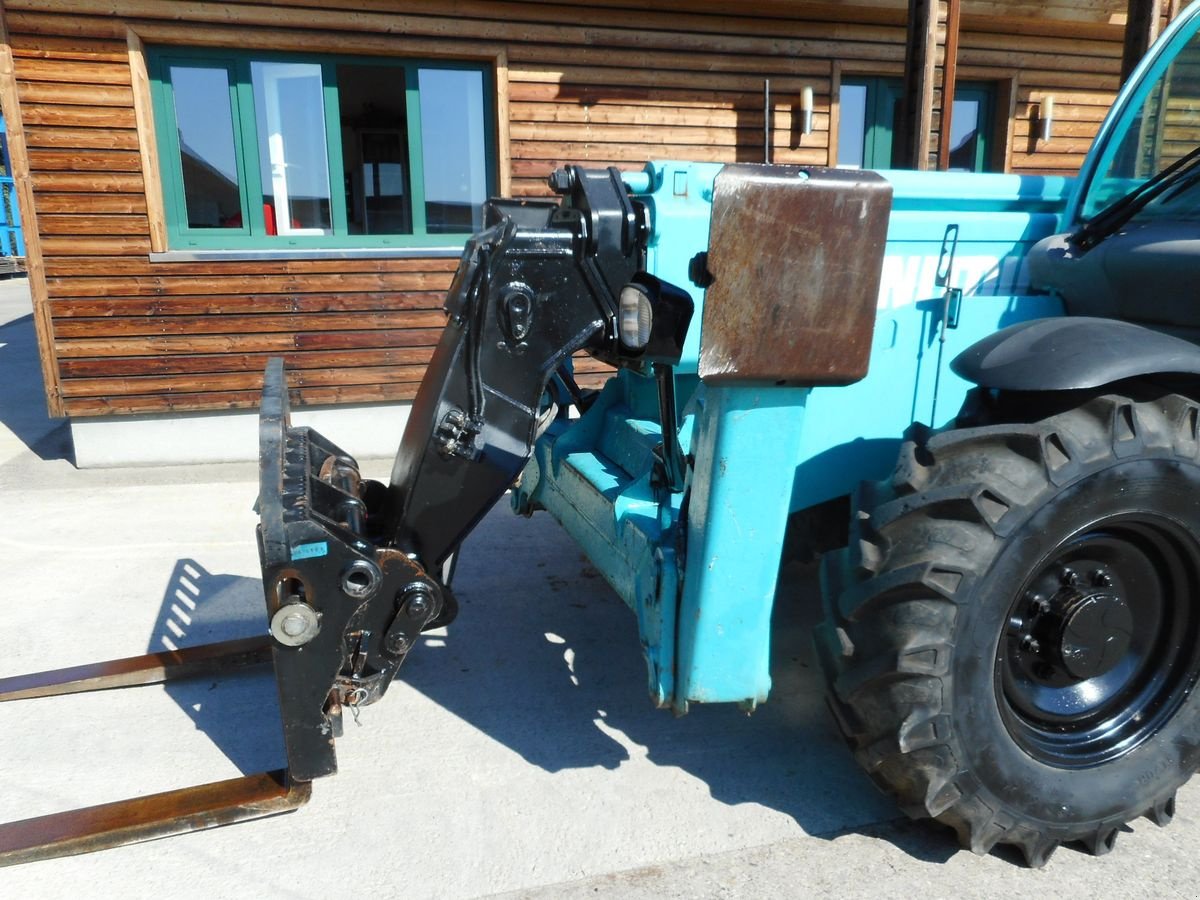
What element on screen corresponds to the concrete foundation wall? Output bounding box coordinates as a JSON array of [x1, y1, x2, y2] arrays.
[[70, 401, 412, 468]]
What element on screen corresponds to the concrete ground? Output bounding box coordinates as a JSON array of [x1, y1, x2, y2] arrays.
[[1, 276, 1199, 898]]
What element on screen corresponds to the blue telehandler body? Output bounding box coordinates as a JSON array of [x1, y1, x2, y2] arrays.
[[7, 0, 1200, 870]]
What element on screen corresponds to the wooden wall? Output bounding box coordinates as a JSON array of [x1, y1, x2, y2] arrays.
[[963, 7, 1124, 176], [0, 0, 1135, 418]]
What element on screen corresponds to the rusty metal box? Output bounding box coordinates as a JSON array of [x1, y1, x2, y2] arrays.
[[698, 164, 892, 385]]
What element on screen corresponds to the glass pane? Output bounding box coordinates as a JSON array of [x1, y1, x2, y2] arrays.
[[419, 68, 488, 233], [1083, 27, 1200, 218], [336, 64, 411, 235], [251, 61, 331, 235], [837, 83, 868, 168], [948, 98, 981, 172], [170, 65, 242, 229]]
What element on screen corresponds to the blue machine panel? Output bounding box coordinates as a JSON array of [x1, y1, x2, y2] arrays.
[[516, 161, 1075, 711]]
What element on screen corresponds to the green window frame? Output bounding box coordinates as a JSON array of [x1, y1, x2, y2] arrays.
[[147, 48, 497, 251]]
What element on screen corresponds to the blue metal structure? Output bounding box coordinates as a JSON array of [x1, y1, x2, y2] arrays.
[[516, 2, 1200, 715], [515, 166, 1071, 712], [0, 116, 24, 259]]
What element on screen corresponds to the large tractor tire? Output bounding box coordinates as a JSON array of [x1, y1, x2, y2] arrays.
[[816, 391, 1200, 866]]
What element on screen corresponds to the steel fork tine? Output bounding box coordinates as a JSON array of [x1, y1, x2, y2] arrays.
[[0, 636, 272, 702], [0, 770, 310, 867]]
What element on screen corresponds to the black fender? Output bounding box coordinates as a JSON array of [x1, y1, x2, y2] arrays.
[[950, 316, 1200, 391]]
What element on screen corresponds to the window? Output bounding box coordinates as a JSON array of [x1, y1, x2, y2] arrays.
[[945, 85, 995, 173], [148, 49, 496, 250], [1080, 23, 1200, 219], [837, 78, 995, 172], [837, 77, 903, 169]]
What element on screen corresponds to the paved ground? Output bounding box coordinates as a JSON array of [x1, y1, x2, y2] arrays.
[[1, 277, 1199, 898]]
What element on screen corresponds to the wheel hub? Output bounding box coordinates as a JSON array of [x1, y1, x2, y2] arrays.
[[999, 518, 1200, 767], [1057, 590, 1133, 679], [1010, 565, 1133, 682]]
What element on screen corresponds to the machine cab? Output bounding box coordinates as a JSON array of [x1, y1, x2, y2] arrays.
[[1033, 8, 1200, 332]]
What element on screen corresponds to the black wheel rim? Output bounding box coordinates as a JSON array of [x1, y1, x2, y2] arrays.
[[996, 513, 1200, 768]]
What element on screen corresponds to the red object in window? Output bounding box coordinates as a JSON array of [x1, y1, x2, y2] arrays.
[[263, 202, 277, 236]]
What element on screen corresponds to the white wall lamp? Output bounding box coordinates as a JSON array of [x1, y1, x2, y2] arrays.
[[800, 85, 815, 136], [1038, 96, 1055, 143]]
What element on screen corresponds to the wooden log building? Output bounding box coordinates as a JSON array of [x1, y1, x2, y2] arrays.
[[0, 0, 1181, 463]]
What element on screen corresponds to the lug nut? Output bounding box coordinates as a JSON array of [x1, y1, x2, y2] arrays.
[[1027, 593, 1050, 616], [1060, 567, 1079, 587], [1092, 570, 1114, 587], [1020, 635, 1041, 654]]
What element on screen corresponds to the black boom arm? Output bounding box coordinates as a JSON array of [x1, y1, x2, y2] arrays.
[[254, 166, 695, 782], [381, 166, 647, 566]]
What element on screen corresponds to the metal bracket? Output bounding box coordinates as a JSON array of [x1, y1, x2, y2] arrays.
[[936, 223, 962, 335]]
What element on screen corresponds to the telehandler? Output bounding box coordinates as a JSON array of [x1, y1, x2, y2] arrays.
[[6, 2, 1200, 870]]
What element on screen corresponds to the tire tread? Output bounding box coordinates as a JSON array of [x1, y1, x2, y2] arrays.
[[816, 390, 1199, 866]]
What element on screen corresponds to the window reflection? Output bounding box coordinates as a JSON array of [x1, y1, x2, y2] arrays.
[[948, 98, 981, 172], [170, 65, 242, 229], [837, 83, 868, 168], [420, 68, 487, 233]]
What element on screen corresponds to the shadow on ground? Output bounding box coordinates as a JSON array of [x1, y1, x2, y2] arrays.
[[415, 511, 961, 862], [145, 559, 285, 777], [0, 305, 71, 461], [148, 513, 961, 864]]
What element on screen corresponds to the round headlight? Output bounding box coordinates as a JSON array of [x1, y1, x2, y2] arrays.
[[619, 283, 653, 350]]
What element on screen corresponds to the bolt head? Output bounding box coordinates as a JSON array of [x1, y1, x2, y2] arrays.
[[387, 634, 410, 655], [548, 168, 575, 194], [271, 603, 319, 646]]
